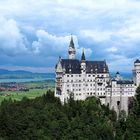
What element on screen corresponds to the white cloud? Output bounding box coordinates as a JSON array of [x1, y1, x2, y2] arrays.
[[80, 29, 112, 42], [0, 17, 29, 56], [106, 47, 117, 53], [32, 30, 92, 58], [0, 0, 140, 72], [108, 54, 134, 72]]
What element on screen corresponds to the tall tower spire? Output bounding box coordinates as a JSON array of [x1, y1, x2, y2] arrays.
[[68, 35, 76, 59], [81, 49, 86, 74], [81, 49, 86, 61]]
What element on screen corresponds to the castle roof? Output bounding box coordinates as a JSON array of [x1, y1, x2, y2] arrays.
[[134, 59, 140, 63], [69, 36, 75, 49], [116, 71, 120, 74], [81, 50, 86, 61], [61, 59, 109, 74], [117, 80, 133, 85]]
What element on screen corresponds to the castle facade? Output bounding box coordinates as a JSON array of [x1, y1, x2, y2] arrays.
[[55, 36, 139, 115]]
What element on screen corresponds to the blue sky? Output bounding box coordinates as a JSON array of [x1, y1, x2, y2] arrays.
[[0, 0, 140, 73]]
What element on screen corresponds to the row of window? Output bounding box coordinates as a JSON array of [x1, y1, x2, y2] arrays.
[[66, 74, 107, 78], [66, 79, 107, 83], [113, 84, 133, 87], [74, 92, 106, 96], [66, 87, 106, 92]]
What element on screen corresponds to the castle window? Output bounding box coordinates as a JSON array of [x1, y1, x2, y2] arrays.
[[71, 75, 73, 77], [67, 75, 69, 77], [117, 101, 120, 106], [88, 75, 91, 77]]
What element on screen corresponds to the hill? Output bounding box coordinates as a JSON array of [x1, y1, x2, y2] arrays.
[[0, 69, 55, 79]]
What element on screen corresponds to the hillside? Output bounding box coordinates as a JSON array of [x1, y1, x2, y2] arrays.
[[0, 69, 55, 79]]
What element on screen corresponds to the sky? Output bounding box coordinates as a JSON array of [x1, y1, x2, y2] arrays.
[[0, 0, 140, 73]]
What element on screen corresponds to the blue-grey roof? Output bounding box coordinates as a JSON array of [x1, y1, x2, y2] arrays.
[[61, 59, 109, 74], [69, 37, 75, 49], [134, 59, 140, 63], [117, 80, 134, 85], [61, 59, 81, 74]]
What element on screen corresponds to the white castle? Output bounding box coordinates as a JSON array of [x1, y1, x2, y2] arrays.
[[55, 36, 140, 115]]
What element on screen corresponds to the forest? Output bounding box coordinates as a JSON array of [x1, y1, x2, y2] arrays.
[[0, 87, 140, 140]]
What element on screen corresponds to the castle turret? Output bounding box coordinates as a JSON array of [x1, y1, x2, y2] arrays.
[[55, 56, 63, 73], [68, 36, 76, 59], [133, 59, 140, 87], [55, 57, 63, 96], [115, 71, 121, 81], [81, 50, 86, 74]]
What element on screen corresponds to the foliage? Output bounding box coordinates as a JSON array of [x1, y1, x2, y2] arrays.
[[0, 91, 116, 140], [0, 87, 140, 140]]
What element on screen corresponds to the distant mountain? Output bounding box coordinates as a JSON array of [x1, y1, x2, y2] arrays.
[[0, 69, 55, 79], [0, 69, 12, 74]]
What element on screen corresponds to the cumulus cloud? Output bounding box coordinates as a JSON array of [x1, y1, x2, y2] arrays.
[[0, 17, 28, 56], [106, 47, 118, 53], [32, 30, 92, 58], [0, 0, 140, 72]]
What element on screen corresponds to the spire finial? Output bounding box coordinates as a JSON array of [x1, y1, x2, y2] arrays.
[[81, 49, 86, 61], [69, 34, 75, 48]]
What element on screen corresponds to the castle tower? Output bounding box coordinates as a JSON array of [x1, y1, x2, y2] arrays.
[[55, 57, 63, 96], [68, 36, 76, 59], [115, 71, 121, 81], [81, 49, 86, 74], [133, 59, 140, 87]]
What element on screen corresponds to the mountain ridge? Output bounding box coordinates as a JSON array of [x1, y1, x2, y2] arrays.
[[0, 69, 55, 79]]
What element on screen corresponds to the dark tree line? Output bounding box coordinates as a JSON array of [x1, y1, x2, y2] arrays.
[[0, 88, 140, 140]]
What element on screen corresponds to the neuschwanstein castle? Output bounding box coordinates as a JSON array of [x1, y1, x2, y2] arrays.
[[55, 36, 140, 114]]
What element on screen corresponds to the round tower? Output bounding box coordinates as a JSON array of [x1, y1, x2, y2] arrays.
[[115, 71, 121, 81], [133, 59, 140, 87]]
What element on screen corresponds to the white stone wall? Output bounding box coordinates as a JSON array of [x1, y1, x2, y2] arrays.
[[55, 58, 137, 115], [55, 72, 110, 103], [105, 80, 135, 115], [133, 62, 140, 87]]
